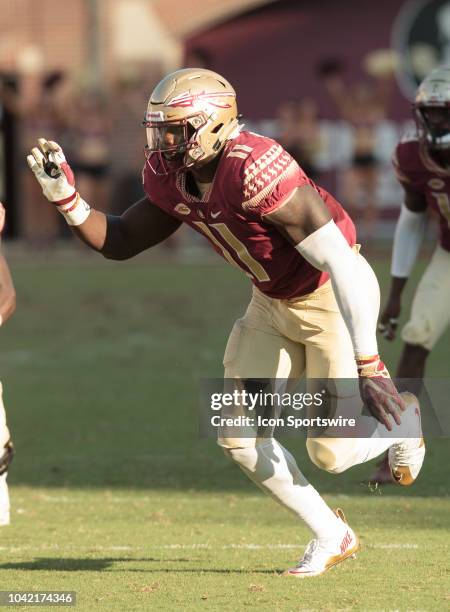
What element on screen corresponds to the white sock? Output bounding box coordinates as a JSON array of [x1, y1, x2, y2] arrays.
[[227, 438, 343, 541]]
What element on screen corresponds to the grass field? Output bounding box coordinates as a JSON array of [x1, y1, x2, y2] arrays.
[[0, 247, 449, 611]]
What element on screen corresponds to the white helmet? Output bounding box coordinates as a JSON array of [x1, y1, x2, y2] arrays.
[[144, 68, 239, 175], [414, 65, 450, 150]]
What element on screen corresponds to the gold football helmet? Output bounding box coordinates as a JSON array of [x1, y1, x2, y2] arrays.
[[414, 66, 450, 150], [144, 68, 239, 174]]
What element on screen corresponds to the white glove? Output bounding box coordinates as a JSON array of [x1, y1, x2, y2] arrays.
[[27, 139, 90, 226]]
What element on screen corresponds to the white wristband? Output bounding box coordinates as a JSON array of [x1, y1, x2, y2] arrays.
[[56, 194, 91, 226]]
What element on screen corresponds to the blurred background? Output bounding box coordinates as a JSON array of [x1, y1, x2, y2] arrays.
[[1, 0, 450, 247]]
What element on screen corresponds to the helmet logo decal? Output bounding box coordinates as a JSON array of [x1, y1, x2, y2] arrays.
[[167, 91, 234, 108], [145, 111, 165, 122]]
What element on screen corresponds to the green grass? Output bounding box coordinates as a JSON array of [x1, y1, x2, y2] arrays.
[[0, 249, 449, 611]]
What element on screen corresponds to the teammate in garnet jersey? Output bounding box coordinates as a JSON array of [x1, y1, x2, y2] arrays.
[[371, 66, 450, 484], [27, 68, 425, 578]]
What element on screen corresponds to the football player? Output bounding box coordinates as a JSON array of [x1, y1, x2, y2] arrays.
[[0, 202, 17, 525], [372, 65, 450, 484], [27, 69, 425, 577]]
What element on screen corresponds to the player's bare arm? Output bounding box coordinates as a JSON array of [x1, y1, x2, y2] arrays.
[[26, 139, 181, 259], [0, 203, 16, 325], [265, 185, 405, 429], [72, 198, 181, 260], [263, 184, 332, 244], [379, 185, 428, 341]]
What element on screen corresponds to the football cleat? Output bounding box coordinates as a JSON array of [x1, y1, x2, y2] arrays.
[[0, 472, 10, 526], [388, 392, 425, 486], [282, 509, 360, 578]]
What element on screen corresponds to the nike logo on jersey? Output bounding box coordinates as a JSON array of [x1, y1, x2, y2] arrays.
[[210, 210, 222, 218]]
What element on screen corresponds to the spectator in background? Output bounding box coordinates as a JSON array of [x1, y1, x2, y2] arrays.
[[275, 98, 322, 180], [319, 59, 393, 241], [110, 62, 180, 254], [295, 97, 322, 180], [0, 71, 66, 245], [109, 72, 148, 215], [65, 88, 111, 214], [276, 99, 299, 153], [184, 47, 213, 69]]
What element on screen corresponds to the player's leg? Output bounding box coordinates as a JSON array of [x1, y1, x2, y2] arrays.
[[220, 288, 349, 545], [370, 346, 429, 484], [396, 344, 430, 398], [369, 344, 429, 484], [400, 243, 450, 376], [0, 382, 14, 526], [285, 254, 423, 475], [370, 245, 450, 483]]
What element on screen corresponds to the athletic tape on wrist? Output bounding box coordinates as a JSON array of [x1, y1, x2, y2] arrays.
[[56, 193, 91, 226]]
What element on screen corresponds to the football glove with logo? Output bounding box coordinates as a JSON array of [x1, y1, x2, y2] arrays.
[[27, 139, 91, 226], [356, 354, 406, 431]]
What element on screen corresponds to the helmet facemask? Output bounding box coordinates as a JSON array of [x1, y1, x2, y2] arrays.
[[414, 104, 450, 150], [144, 112, 209, 175]]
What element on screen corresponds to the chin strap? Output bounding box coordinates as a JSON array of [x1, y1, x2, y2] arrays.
[[226, 120, 245, 141]]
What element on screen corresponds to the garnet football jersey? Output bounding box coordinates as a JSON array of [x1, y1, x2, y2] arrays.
[[393, 130, 450, 251], [142, 131, 356, 299]]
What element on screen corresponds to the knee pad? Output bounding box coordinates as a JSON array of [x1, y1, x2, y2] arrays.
[[0, 440, 14, 476], [306, 437, 357, 474]]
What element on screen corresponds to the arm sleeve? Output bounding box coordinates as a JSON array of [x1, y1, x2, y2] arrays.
[[295, 220, 380, 358], [391, 203, 427, 278]]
